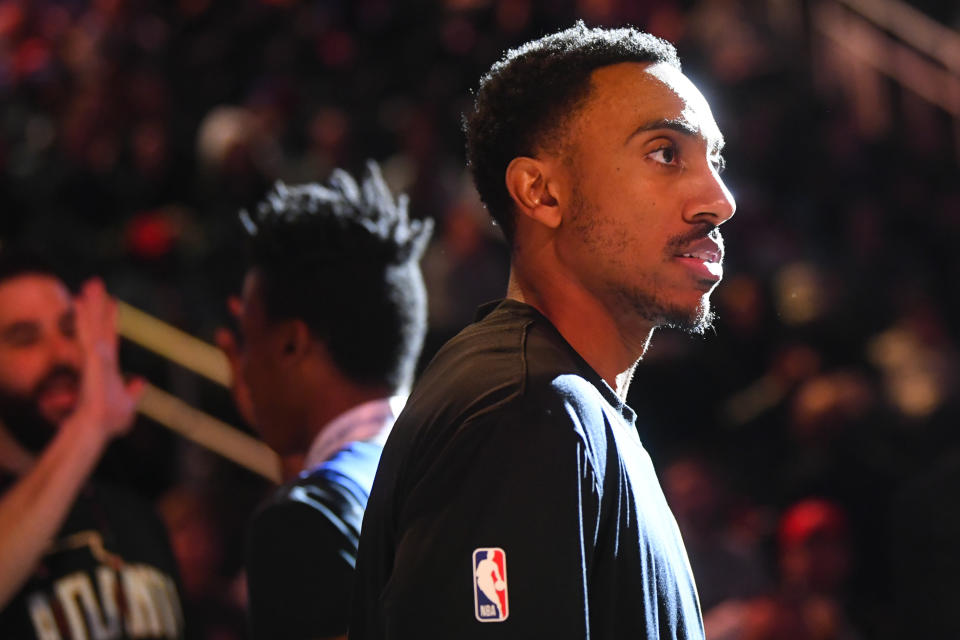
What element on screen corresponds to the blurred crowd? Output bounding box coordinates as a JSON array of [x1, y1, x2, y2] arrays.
[[1, 0, 959, 638]]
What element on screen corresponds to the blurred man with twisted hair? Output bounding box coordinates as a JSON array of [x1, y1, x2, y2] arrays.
[[216, 161, 432, 640], [351, 22, 735, 639]]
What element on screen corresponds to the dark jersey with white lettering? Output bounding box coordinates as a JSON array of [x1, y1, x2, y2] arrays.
[[0, 479, 185, 640], [350, 300, 704, 639]]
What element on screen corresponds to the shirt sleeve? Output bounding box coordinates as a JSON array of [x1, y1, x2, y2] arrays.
[[245, 493, 356, 639], [379, 399, 603, 638]]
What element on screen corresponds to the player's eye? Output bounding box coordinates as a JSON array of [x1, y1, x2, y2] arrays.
[[711, 155, 726, 174], [648, 145, 678, 166], [3, 324, 40, 347]]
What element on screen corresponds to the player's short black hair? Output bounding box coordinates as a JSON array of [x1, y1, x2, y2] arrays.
[[0, 249, 62, 288], [464, 21, 681, 243], [240, 161, 433, 392]]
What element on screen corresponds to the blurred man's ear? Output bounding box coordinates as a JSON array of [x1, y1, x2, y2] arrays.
[[277, 319, 313, 362], [505, 156, 562, 230]]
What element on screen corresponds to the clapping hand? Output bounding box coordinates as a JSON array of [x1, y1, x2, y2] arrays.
[[69, 279, 145, 442]]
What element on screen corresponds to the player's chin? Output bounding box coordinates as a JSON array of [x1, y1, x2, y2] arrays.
[[661, 295, 716, 336], [672, 285, 713, 312], [693, 275, 722, 293]]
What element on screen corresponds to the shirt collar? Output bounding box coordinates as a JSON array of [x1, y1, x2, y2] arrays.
[[302, 395, 405, 472], [483, 299, 638, 426]]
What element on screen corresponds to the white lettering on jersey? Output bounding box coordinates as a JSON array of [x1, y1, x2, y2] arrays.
[[128, 565, 179, 637], [27, 593, 62, 640], [55, 573, 93, 640], [122, 566, 161, 637], [95, 567, 121, 638], [27, 564, 183, 639]]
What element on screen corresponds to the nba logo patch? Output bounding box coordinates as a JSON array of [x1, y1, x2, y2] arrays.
[[473, 547, 509, 622]]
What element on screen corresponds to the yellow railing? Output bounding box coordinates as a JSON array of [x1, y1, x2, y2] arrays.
[[116, 301, 281, 484]]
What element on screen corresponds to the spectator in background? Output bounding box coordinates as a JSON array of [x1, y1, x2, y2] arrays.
[[158, 486, 247, 640], [0, 252, 185, 639], [663, 454, 770, 612], [888, 451, 960, 639], [216, 162, 432, 640], [706, 498, 860, 640]]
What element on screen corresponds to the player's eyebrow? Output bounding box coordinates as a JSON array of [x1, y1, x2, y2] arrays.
[[626, 118, 725, 155]]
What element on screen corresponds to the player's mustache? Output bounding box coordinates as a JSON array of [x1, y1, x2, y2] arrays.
[[33, 364, 81, 397], [665, 225, 723, 253]]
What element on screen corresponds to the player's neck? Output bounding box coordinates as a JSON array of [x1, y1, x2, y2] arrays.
[[279, 453, 306, 482], [300, 364, 389, 439], [506, 268, 653, 399], [292, 381, 392, 473]]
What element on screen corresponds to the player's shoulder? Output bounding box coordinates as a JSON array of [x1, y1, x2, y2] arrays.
[[307, 440, 383, 502], [419, 300, 533, 394], [395, 300, 531, 435], [384, 299, 621, 480], [252, 470, 363, 549], [407, 299, 591, 422], [264, 464, 365, 522]]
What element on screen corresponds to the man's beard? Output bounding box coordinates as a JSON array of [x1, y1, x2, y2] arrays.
[[0, 365, 80, 453], [660, 300, 716, 335], [617, 286, 717, 336], [567, 180, 720, 336]]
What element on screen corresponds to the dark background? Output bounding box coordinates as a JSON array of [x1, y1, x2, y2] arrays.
[[2, 0, 959, 638]]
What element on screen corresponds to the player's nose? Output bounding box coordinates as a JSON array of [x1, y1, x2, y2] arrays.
[[684, 166, 736, 226]]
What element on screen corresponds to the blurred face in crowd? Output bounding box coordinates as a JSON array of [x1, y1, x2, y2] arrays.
[[781, 528, 851, 595], [663, 458, 722, 536], [549, 62, 736, 332], [235, 269, 307, 455], [0, 274, 82, 447]]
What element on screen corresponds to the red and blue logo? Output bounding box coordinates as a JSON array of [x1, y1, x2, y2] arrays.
[[473, 547, 509, 622]]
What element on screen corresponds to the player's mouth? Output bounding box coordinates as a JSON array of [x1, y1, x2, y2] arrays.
[[674, 238, 723, 281], [38, 374, 80, 413]]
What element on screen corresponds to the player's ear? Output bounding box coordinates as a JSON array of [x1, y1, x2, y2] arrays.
[[277, 319, 312, 362], [505, 156, 561, 230]]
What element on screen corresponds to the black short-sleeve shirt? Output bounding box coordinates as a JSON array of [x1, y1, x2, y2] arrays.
[[350, 300, 703, 639], [246, 439, 382, 639]]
